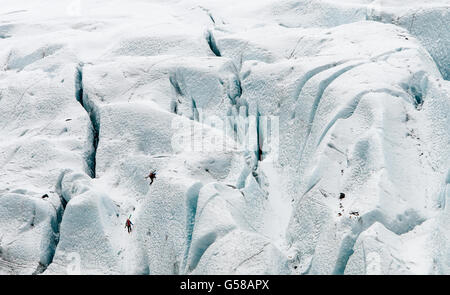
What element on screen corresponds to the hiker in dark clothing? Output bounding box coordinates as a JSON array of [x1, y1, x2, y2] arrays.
[[125, 218, 133, 233], [145, 170, 157, 185]]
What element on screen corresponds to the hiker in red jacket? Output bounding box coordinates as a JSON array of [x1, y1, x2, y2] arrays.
[[145, 170, 157, 185], [125, 218, 133, 233]]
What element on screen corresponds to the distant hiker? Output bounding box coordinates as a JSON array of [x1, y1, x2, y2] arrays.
[[125, 217, 133, 233], [339, 193, 345, 200], [145, 170, 157, 185]]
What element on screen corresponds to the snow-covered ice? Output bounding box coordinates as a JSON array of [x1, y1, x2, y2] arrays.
[[0, 0, 449, 275]]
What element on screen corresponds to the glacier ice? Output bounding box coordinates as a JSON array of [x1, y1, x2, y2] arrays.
[[0, 0, 449, 275]]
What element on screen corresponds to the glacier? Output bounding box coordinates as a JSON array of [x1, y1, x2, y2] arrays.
[[0, 0, 449, 275]]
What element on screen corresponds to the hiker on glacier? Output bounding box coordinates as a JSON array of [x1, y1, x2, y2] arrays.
[[125, 217, 134, 233], [145, 170, 157, 185]]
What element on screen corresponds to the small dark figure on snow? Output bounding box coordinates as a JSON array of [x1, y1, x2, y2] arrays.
[[339, 193, 345, 200], [145, 170, 157, 185], [42, 194, 49, 199], [125, 217, 133, 233]]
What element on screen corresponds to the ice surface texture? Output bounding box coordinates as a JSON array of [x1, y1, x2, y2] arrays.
[[0, 0, 448, 274]]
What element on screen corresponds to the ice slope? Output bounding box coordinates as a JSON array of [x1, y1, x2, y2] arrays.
[[0, 0, 448, 275], [0, 50, 93, 273]]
